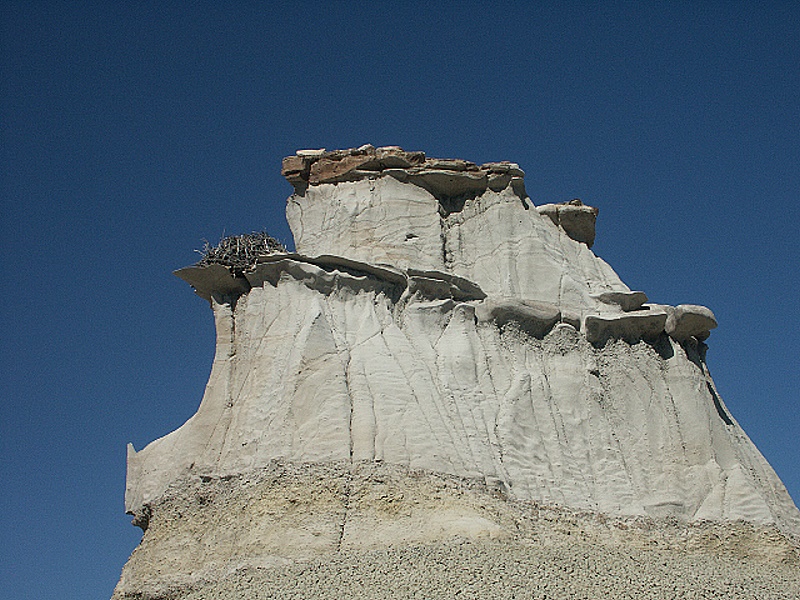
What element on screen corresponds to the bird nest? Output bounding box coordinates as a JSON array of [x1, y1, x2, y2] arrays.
[[196, 232, 286, 274]]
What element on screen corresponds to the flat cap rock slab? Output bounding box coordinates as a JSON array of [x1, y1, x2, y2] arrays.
[[584, 309, 669, 344], [537, 200, 599, 248], [666, 304, 718, 341]]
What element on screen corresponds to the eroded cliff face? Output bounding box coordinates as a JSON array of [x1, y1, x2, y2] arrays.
[[284, 150, 628, 311], [127, 253, 797, 528], [116, 146, 800, 599]]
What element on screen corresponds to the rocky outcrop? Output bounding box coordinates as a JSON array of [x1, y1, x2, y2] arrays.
[[281, 144, 525, 207], [666, 304, 718, 341], [114, 463, 800, 600], [537, 199, 599, 248], [115, 146, 800, 599], [127, 248, 798, 527]]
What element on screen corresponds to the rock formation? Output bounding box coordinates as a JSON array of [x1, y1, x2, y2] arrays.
[[114, 146, 800, 599]]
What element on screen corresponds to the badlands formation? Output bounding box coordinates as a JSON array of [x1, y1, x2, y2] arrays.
[[115, 146, 800, 599]]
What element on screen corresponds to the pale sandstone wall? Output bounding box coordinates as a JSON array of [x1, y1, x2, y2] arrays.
[[127, 255, 799, 532], [117, 146, 800, 599]]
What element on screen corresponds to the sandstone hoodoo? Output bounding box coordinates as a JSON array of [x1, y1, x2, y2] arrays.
[[114, 146, 800, 599]]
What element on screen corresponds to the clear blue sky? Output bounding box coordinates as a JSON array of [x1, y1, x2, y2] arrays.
[[2, 2, 798, 598]]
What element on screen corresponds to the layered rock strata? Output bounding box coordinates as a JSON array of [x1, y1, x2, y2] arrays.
[[116, 146, 800, 599], [115, 463, 800, 600]]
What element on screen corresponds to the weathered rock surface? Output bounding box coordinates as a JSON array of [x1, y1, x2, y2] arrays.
[[584, 308, 669, 343], [116, 146, 800, 599], [286, 177, 627, 312], [114, 463, 800, 600], [591, 290, 649, 312], [666, 304, 718, 341], [537, 198, 599, 248], [281, 145, 522, 203], [126, 253, 799, 529]]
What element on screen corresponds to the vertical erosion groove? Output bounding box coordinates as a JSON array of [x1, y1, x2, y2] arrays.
[[338, 306, 354, 552], [707, 381, 733, 426]]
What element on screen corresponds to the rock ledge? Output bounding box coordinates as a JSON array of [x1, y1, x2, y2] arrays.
[[282, 144, 527, 206]]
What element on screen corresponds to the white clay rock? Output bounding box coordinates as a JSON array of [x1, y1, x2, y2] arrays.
[[114, 147, 800, 600]]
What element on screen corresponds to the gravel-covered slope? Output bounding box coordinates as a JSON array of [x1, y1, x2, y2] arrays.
[[182, 540, 800, 600], [113, 462, 800, 600]]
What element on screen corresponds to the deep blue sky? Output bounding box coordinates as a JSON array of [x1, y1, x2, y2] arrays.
[[2, 2, 798, 598]]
